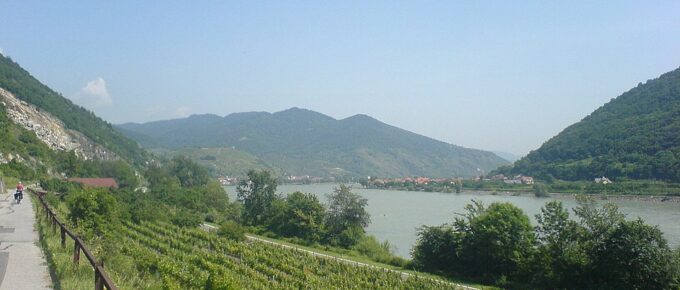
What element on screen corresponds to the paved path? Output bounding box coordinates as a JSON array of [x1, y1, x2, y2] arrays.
[[201, 223, 476, 290], [0, 189, 51, 290]]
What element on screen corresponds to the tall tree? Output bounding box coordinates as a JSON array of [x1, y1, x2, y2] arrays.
[[591, 219, 677, 289], [169, 155, 210, 187], [533, 201, 587, 288], [237, 170, 278, 226], [460, 202, 536, 282], [325, 184, 370, 247]]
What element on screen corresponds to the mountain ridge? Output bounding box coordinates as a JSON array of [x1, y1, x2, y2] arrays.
[[118, 108, 508, 178], [496, 66, 680, 182]]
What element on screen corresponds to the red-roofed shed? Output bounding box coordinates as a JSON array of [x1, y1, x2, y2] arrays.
[[68, 178, 119, 189]]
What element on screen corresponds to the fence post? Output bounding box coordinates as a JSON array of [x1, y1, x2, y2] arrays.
[[60, 227, 66, 248], [95, 267, 103, 290], [51, 216, 57, 233], [73, 242, 80, 264]]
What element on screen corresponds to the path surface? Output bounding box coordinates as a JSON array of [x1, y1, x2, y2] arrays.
[[0, 189, 51, 290], [201, 223, 477, 290]]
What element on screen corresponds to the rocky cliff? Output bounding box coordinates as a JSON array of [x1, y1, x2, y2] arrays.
[[0, 88, 116, 161]]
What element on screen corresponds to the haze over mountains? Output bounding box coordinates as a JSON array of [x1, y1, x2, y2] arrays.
[[497, 66, 680, 182], [117, 108, 508, 178]]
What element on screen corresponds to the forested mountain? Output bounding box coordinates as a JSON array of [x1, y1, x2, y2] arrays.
[[0, 55, 147, 164], [497, 66, 680, 182], [118, 108, 508, 178]]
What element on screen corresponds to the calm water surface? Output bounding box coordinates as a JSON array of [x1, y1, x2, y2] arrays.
[[225, 184, 680, 258]]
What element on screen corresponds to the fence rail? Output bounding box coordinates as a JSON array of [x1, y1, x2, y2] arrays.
[[30, 189, 118, 290]]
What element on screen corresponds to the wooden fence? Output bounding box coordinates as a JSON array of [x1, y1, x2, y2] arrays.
[[30, 189, 118, 290]]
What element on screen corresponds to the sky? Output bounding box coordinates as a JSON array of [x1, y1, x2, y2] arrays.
[[1, 1, 679, 155]]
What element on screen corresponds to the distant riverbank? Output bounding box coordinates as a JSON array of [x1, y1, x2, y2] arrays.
[[364, 185, 680, 203], [363, 179, 680, 200]]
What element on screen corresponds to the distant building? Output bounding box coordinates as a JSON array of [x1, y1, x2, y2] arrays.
[[519, 176, 534, 185], [67, 178, 118, 189], [415, 177, 431, 185], [491, 174, 507, 180], [504, 179, 522, 184], [594, 176, 612, 184], [502, 175, 534, 185], [218, 176, 238, 186]]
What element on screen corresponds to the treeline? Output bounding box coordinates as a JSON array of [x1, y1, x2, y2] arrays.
[[38, 155, 235, 258], [498, 150, 680, 183], [364, 175, 680, 196], [235, 170, 405, 265], [412, 197, 680, 289]]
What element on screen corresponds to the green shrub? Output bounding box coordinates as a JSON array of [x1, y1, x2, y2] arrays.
[[217, 221, 246, 242]]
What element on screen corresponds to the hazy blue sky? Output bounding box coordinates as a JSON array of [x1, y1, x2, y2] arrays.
[[2, 1, 679, 155]]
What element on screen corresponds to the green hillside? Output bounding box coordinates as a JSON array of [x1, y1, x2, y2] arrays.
[[118, 108, 508, 178], [0, 55, 147, 164], [497, 67, 680, 182], [150, 147, 283, 177]]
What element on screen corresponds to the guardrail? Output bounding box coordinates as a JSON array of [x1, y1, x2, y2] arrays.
[[30, 189, 118, 290]]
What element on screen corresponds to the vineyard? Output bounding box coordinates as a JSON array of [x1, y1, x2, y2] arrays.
[[118, 221, 467, 290]]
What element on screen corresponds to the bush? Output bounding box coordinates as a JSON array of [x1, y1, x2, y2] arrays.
[[171, 210, 202, 227], [217, 221, 246, 242], [66, 188, 119, 238], [352, 235, 408, 267], [533, 183, 549, 197]]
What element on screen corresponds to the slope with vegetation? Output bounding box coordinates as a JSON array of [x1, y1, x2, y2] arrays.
[[0, 55, 147, 164], [117, 108, 508, 178], [496, 67, 680, 183], [149, 146, 283, 178]]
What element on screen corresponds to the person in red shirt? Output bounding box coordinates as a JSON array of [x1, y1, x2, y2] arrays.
[[15, 181, 24, 203]]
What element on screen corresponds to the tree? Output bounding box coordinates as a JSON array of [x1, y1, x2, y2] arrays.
[[169, 155, 210, 187], [533, 201, 587, 288], [412, 225, 460, 273], [570, 195, 679, 289], [591, 219, 677, 289], [66, 188, 119, 238], [325, 184, 370, 247], [573, 195, 624, 251], [273, 191, 326, 242], [532, 183, 549, 197], [236, 170, 279, 226], [455, 180, 463, 193], [411, 201, 536, 283], [460, 202, 536, 282], [217, 220, 246, 242]]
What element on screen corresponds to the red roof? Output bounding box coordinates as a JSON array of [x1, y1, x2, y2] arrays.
[[68, 178, 119, 189]]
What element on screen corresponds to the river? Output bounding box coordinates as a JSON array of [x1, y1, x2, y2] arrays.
[[224, 183, 680, 258]]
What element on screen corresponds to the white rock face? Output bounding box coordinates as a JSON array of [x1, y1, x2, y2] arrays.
[[0, 88, 117, 161]]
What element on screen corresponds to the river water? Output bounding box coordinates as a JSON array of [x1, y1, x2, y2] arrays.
[[224, 183, 680, 258]]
